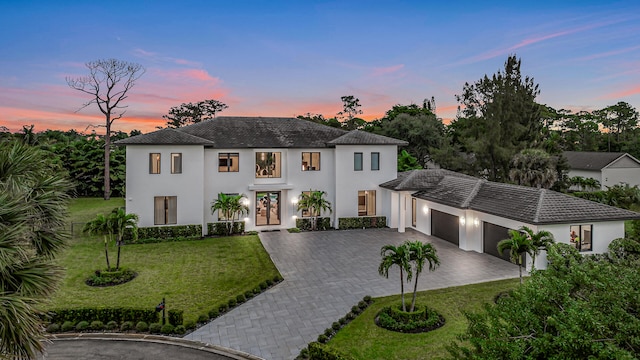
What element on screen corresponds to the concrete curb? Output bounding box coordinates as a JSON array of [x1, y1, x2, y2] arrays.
[[46, 333, 264, 360]]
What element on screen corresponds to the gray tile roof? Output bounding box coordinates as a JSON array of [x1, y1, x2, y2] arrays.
[[391, 169, 640, 224], [563, 151, 629, 170], [116, 117, 406, 148], [326, 130, 408, 146], [114, 128, 215, 145]]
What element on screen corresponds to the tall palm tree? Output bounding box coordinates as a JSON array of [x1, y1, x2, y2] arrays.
[[406, 240, 440, 312], [497, 229, 534, 284], [83, 213, 113, 270], [378, 244, 412, 311], [297, 190, 333, 230], [0, 140, 72, 358], [508, 149, 557, 189], [109, 207, 139, 270], [519, 226, 554, 271], [211, 193, 249, 236]]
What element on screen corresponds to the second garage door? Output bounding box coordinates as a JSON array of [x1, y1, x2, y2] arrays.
[[483, 222, 517, 263], [431, 210, 459, 246]]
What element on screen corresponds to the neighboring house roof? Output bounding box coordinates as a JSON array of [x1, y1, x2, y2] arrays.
[[563, 151, 639, 170], [386, 169, 640, 224], [114, 128, 215, 145], [115, 117, 406, 148]]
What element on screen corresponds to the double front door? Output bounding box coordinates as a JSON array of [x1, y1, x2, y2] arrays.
[[256, 191, 280, 226]]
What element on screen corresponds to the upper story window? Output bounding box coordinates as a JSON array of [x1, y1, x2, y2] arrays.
[[371, 152, 380, 171], [256, 152, 281, 178], [358, 190, 376, 216], [171, 153, 182, 174], [149, 153, 161, 174], [354, 152, 363, 171], [570, 224, 592, 252], [219, 153, 239, 172], [302, 152, 321, 171]]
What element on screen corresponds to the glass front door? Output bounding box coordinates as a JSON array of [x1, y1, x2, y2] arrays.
[[256, 191, 281, 226]]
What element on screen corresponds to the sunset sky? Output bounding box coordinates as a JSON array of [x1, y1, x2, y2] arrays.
[[1, 0, 639, 134]]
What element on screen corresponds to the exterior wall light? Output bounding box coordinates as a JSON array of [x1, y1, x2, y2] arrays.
[[459, 216, 466, 226], [473, 218, 479, 227], [422, 205, 429, 214], [243, 217, 250, 223]]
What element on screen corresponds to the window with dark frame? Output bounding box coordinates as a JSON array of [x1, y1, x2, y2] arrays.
[[357, 190, 376, 216], [154, 196, 177, 225], [570, 224, 592, 252], [255, 152, 281, 178], [371, 152, 380, 171], [354, 152, 363, 171], [218, 153, 239, 172], [302, 152, 321, 171], [411, 198, 417, 227], [149, 153, 161, 174], [171, 153, 182, 174]]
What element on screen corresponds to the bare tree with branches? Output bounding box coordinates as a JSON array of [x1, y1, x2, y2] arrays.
[[67, 59, 145, 200]]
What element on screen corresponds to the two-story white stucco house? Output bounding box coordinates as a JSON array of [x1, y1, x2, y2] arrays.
[[564, 151, 640, 189], [116, 116, 407, 232]]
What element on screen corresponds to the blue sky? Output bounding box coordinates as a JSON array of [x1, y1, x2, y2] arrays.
[[1, 0, 639, 133]]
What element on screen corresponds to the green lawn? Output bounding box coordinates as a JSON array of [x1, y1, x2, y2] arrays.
[[326, 278, 520, 360], [51, 198, 280, 323]]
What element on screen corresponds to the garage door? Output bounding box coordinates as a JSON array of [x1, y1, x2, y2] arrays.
[[431, 210, 459, 245], [483, 222, 517, 264]]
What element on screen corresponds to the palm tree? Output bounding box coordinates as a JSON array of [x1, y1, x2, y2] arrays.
[[378, 244, 412, 311], [211, 193, 249, 236], [519, 226, 554, 271], [406, 240, 440, 312], [83, 213, 113, 270], [0, 140, 72, 358], [497, 229, 534, 284], [508, 149, 557, 189], [109, 207, 139, 270], [297, 190, 333, 230]]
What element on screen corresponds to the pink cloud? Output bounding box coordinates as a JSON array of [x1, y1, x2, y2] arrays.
[[578, 45, 640, 61], [601, 85, 640, 100], [370, 64, 405, 77]]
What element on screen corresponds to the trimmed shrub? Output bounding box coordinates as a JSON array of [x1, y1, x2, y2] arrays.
[[351, 306, 361, 315], [338, 216, 386, 230], [161, 323, 175, 334], [332, 322, 341, 331], [244, 290, 254, 299], [120, 321, 134, 331], [61, 321, 75, 332], [273, 274, 283, 283], [46, 323, 61, 333], [197, 314, 209, 323], [149, 323, 162, 334], [287, 227, 301, 233], [49, 308, 158, 325], [338, 317, 347, 325], [228, 298, 237, 308], [345, 312, 356, 321], [323, 328, 333, 337], [89, 320, 104, 330], [86, 268, 137, 287], [253, 287, 261, 295], [218, 303, 229, 313], [317, 334, 328, 344], [363, 295, 372, 303], [184, 320, 196, 330], [207, 221, 245, 236], [168, 309, 184, 326], [136, 321, 149, 332], [308, 342, 354, 359], [106, 321, 118, 330], [358, 301, 367, 310], [129, 224, 203, 242], [75, 321, 89, 331], [375, 305, 444, 333], [259, 282, 268, 290], [236, 294, 246, 303], [208, 309, 219, 319], [266, 279, 273, 286], [296, 217, 331, 231], [174, 325, 186, 335]]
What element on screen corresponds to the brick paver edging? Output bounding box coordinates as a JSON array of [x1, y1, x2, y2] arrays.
[[45, 333, 264, 360]]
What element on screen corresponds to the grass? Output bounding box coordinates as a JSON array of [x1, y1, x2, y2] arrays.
[[51, 198, 280, 323], [325, 278, 520, 360]]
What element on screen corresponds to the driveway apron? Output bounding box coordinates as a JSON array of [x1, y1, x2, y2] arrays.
[[186, 228, 521, 360]]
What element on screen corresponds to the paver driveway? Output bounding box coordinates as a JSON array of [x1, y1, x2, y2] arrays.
[[186, 228, 521, 360]]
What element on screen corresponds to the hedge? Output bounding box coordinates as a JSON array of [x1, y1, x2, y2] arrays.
[[308, 342, 354, 360], [338, 216, 386, 229], [126, 224, 202, 242], [47, 308, 158, 325], [296, 217, 331, 231], [207, 221, 245, 236], [168, 309, 183, 326]]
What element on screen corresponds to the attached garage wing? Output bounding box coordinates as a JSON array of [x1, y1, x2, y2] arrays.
[[431, 209, 459, 245], [483, 222, 523, 266]]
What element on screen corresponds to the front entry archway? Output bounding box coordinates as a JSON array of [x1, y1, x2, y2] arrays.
[[256, 191, 281, 226]]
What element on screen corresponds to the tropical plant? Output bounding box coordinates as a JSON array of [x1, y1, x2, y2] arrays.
[[519, 226, 554, 271], [497, 229, 534, 284], [83, 213, 113, 270], [406, 240, 440, 312], [211, 193, 249, 236], [109, 207, 139, 270], [397, 149, 423, 171], [508, 148, 558, 189], [378, 244, 412, 311], [297, 190, 333, 231], [0, 140, 73, 358]]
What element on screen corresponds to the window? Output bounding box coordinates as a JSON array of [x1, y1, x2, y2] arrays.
[[354, 152, 363, 171], [154, 196, 177, 225], [171, 153, 182, 174], [256, 152, 281, 178], [411, 198, 417, 227], [149, 153, 161, 174], [302, 152, 321, 171], [219, 153, 239, 172], [570, 224, 592, 252], [358, 190, 376, 216], [371, 152, 380, 171]]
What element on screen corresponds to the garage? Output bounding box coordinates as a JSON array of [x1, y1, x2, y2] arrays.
[[431, 209, 459, 245], [483, 222, 516, 263]]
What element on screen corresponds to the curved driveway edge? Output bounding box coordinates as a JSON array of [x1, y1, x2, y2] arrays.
[[40, 333, 263, 360]]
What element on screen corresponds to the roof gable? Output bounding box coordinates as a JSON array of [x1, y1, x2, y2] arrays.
[[563, 151, 631, 170], [114, 128, 214, 145], [327, 130, 408, 146]]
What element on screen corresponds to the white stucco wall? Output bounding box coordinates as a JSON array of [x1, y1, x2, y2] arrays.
[[601, 167, 640, 188], [125, 145, 205, 228]]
